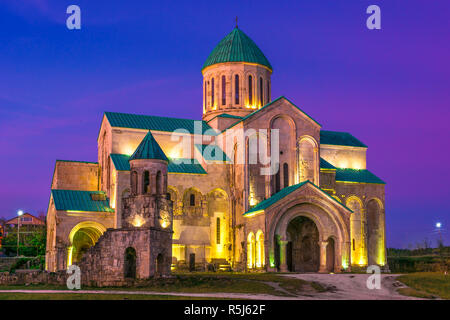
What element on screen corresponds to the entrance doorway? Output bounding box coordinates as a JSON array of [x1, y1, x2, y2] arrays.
[[124, 247, 137, 279], [286, 216, 320, 272]]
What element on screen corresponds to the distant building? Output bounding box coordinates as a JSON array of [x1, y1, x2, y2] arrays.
[[5, 213, 45, 228]]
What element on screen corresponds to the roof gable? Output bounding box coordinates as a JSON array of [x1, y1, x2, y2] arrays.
[[244, 180, 351, 215], [224, 96, 321, 132]]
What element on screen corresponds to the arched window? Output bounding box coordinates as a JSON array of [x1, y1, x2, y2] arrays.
[[283, 163, 289, 188], [275, 166, 281, 193], [266, 80, 270, 104], [190, 194, 195, 206], [143, 171, 149, 194], [131, 171, 138, 195], [353, 239, 355, 251], [124, 247, 136, 279], [235, 75, 239, 104], [204, 81, 207, 109], [156, 171, 162, 195], [248, 75, 253, 105], [211, 77, 215, 107], [221, 75, 226, 105], [259, 77, 263, 106], [216, 217, 221, 244]]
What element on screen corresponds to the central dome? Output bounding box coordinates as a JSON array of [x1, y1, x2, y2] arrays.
[[202, 27, 272, 71]]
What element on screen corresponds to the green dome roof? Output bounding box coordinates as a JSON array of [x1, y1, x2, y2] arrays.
[[202, 27, 272, 71], [129, 131, 168, 162]]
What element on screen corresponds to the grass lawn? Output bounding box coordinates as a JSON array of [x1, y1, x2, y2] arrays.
[[0, 292, 223, 300], [397, 272, 450, 299], [0, 272, 319, 299]]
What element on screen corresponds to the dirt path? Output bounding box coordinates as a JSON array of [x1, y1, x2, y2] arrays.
[[0, 274, 422, 300], [282, 273, 422, 300]]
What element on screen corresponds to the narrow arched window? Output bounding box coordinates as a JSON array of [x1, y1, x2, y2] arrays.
[[283, 163, 289, 188], [131, 171, 138, 195], [190, 194, 195, 206], [204, 81, 207, 109], [248, 75, 253, 105], [143, 171, 150, 194], [211, 78, 215, 107], [235, 75, 240, 104], [221, 75, 226, 105], [266, 80, 270, 104], [259, 77, 263, 106], [156, 171, 162, 195], [353, 239, 355, 251], [216, 217, 221, 244], [275, 168, 281, 193]]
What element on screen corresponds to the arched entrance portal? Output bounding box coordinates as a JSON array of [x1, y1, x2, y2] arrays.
[[124, 247, 137, 279], [286, 216, 320, 272], [68, 221, 106, 266]]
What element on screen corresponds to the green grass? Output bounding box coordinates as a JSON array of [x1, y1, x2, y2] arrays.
[[397, 272, 450, 299], [0, 272, 317, 298], [0, 292, 225, 300]]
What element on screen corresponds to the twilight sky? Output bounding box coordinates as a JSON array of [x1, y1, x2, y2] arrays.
[[0, 1, 449, 248]]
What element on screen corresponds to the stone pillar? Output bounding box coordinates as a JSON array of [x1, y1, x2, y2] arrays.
[[279, 240, 289, 272], [318, 240, 328, 273]]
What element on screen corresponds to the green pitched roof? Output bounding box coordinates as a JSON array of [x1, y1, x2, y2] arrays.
[[203, 27, 272, 71], [195, 144, 231, 162], [320, 157, 336, 170], [51, 190, 114, 212], [129, 131, 169, 161], [104, 112, 217, 135], [244, 180, 351, 215], [335, 168, 385, 184], [224, 96, 321, 132], [111, 154, 207, 174], [320, 130, 367, 148]]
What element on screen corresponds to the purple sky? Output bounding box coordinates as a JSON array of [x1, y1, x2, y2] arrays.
[[0, 1, 449, 248]]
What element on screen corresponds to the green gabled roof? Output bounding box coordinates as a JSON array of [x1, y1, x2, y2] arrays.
[[224, 96, 321, 132], [129, 131, 169, 162], [320, 130, 367, 148], [111, 154, 207, 174], [195, 144, 231, 162], [51, 190, 114, 212], [320, 158, 336, 170], [244, 180, 352, 216], [104, 111, 217, 135], [203, 27, 272, 71], [335, 168, 385, 184], [111, 154, 131, 171], [56, 160, 98, 165]]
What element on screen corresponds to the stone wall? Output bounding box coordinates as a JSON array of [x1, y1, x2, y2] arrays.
[[0, 270, 67, 286], [78, 228, 172, 287]]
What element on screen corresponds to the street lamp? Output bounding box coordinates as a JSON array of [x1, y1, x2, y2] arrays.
[[17, 210, 23, 257], [436, 222, 443, 245]]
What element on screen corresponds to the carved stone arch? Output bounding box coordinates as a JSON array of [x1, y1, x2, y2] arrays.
[[167, 185, 179, 215], [297, 135, 320, 185], [365, 197, 385, 266]]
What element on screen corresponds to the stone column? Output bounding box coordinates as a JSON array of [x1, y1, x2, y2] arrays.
[[279, 240, 289, 272], [318, 240, 328, 273]]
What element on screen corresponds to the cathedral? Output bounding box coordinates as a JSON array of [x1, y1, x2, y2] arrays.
[[45, 27, 387, 284]]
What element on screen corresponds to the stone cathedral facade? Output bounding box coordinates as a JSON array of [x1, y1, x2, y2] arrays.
[[46, 27, 387, 282]]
